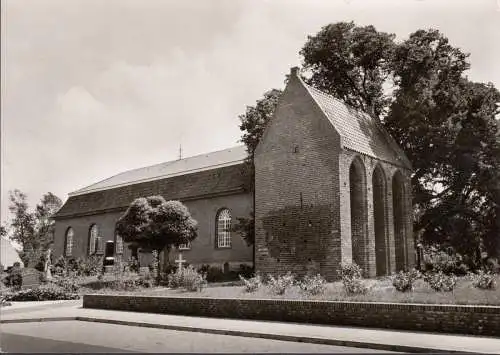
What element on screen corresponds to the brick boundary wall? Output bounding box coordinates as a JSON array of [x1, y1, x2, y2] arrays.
[[83, 294, 500, 337]]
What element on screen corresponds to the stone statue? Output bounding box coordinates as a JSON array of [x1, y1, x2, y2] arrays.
[[44, 248, 52, 280]]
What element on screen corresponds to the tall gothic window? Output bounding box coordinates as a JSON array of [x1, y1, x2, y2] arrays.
[[65, 227, 74, 257], [88, 224, 101, 255], [216, 208, 232, 248]]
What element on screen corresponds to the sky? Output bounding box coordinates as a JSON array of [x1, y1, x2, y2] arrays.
[[1, 0, 500, 226]]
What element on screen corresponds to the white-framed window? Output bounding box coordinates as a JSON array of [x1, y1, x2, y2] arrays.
[[115, 233, 124, 255], [89, 224, 101, 255], [216, 208, 232, 248], [65, 227, 74, 257], [178, 241, 191, 250]]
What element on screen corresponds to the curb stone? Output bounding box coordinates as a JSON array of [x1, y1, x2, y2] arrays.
[[0, 316, 480, 354]]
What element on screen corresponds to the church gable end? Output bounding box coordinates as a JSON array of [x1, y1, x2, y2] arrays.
[[254, 67, 343, 281]]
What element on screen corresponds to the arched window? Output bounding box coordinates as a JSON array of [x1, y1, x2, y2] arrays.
[[65, 228, 74, 257], [392, 170, 407, 271], [216, 208, 232, 248], [349, 156, 368, 274], [115, 232, 124, 255], [88, 224, 101, 255]]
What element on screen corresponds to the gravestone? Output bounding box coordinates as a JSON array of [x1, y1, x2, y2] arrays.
[[138, 249, 153, 268], [139, 267, 150, 277], [21, 268, 42, 289]]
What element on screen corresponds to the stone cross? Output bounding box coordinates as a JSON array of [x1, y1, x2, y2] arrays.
[[175, 253, 186, 269]]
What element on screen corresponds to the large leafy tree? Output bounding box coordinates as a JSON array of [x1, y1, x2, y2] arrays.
[[116, 196, 198, 282], [385, 30, 500, 260], [300, 22, 396, 117]]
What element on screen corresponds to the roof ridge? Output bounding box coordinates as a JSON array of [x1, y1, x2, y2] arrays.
[[70, 145, 247, 196]]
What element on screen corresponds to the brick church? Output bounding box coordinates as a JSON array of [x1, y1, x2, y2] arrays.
[[53, 67, 415, 280]]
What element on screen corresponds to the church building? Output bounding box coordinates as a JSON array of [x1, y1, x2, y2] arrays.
[[53, 67, 414, 280]]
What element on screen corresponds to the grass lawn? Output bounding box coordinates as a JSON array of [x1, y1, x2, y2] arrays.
[[95, 275, 500, 306]]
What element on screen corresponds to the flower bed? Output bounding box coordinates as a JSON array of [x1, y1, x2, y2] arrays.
[[128, 275, 500, 305]]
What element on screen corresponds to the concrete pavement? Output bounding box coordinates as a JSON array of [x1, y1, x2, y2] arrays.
[[2, 299, 500, 353], [1, 320, 390, 353]]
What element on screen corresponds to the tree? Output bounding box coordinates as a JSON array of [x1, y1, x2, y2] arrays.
[[232, 211, 255, 247], [239, 89, 283, 155], [385, 30, 500, 260], [35, 192, 62, 249], [300, 21, 396, 117], [8, 190, 36, 252], [7, 190, 63, 267], [116, 196, 198, 283]]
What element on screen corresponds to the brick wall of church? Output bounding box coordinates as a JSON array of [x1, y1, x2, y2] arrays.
[[254, 74, 343, 281], [53, 192, 253, 271]]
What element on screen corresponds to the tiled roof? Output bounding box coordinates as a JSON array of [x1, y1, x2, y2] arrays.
[[70, 145, 248, 196], [302, 80, 412, 169], [54, 163, 249, 219]]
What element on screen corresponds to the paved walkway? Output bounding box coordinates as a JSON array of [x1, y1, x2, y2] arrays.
[[1, 320, 387, 353], [2, 300, 500, 353]]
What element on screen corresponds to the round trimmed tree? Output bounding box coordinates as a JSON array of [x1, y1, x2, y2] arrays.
[[116, 196, 198, 283]]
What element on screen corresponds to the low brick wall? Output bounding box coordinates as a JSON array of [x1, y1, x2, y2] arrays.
[[83, 294, 500, 337]]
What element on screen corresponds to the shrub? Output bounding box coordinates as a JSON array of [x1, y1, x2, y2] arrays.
[[5, 264, 23, 289], [109, 278, 139, 291], [4, 284, 80, 301], [167, 266, 207, 292], [471, 270, 497, 290], [167, 270, 183, 289], [53, 256, 69, 276], [485, 258, 500, 274], [204, 266, 225, 283], [1, 288, 12, 307], [267, 272, 295, 295], [298, 274, 327, 296], [339, 262, 368, 295], [197, 265, 242, 283], [422, 245, 469, 276], [0, 297, 12, 307], [135, 275, 154, 289], [182, 267, 207, 292], [238, 264, 254, 279], [424, 271, 457, 292], [126, 257, 140, 273], [391, 269, 421, 292], [52, 276, 80, 293], [239, 274, 262, 293], [82, 255, 104, 276], [66, 258, 81, 274]]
